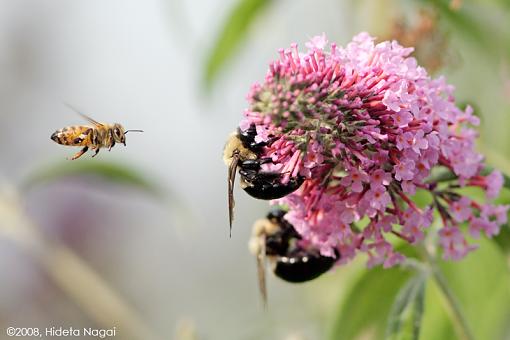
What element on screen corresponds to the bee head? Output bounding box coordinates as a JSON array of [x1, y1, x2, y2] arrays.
[[112, 124, 126, 145], [223, 132, 257, 166]]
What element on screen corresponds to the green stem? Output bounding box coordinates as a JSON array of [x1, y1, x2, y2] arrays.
[[423, 249, 475, 340]]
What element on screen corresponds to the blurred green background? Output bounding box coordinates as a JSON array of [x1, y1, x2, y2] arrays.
[[0, 0, 509, 339]]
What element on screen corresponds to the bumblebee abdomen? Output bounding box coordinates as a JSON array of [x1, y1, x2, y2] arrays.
[[273, 253, 336, 283], [241, 174, 304, 200]]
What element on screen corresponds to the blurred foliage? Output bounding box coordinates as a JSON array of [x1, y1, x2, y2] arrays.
[[385, 272, 427, 340], [22, 159, 163, 196], [0, 186, 162, 340], [382, 7, 454, 74], [328, 265, 412, 340], [329, 238, 510, 340], [493, 186, 510, 254], [21, 159, 193, 231], [204, 0, 510, 88], [204, 0, 272, 88], [422, 238, 510, 340], [418, 0, 510, 58]]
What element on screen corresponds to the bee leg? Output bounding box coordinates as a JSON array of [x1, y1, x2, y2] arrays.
[[108, 141, 115, 151], [91, 148, 100, 158], [70, 146, 89, 160]]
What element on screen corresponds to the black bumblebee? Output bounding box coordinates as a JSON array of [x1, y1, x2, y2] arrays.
[[223, 125, 304, 234], [249, 209, 338, 304]]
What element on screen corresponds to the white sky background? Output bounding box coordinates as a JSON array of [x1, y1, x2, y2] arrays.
[[0, 0, 356, 339]]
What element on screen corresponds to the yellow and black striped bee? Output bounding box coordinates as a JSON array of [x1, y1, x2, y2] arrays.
[[249, 209, 338, 304], [223, 124, 304, 235], [50, 104, 143, 160]]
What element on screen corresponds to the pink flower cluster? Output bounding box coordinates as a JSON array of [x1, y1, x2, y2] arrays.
[[239, 33, 509, 267]]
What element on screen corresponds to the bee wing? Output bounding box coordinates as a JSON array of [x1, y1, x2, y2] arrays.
[[228, 154, 239, 236], [257, 234, 268, 307], [78, 112, 104, 128], [64, 102, 104, 128]]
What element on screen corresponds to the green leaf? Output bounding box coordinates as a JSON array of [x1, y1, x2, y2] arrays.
[[492, 225, 510, 255], [22, 159, 162, 196], [411, 279, 426, 340], [328, 265, 412, 340], [503, 174, 510, 190], [385, 273, 427, 340], [204, 0, 272, 88], [425, 167, 457, 183], [419, 276, 458, 340], [421, 238, 510, 340]]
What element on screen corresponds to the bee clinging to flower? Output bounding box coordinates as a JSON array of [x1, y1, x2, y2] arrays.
[[223, 124, 304, 236], [249, 209, 337, 304], [50, 104, 143, 160]]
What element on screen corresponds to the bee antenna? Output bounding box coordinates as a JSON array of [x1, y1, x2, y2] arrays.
[[124, 130, 144, 134]]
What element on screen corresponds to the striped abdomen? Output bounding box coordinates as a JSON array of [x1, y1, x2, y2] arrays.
[[50, 125, 96, 147]]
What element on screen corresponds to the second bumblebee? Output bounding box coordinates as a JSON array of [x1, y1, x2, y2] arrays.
[[249, 209, 338, 303]]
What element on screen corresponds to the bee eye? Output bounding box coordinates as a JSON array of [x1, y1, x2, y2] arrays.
[[114, 128, 121, 137]]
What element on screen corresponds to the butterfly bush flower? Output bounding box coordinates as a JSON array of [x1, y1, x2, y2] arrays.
[[238, 33, 509, 267]]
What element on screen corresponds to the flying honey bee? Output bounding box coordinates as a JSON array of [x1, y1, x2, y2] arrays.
[[51, 104, 143, 160]]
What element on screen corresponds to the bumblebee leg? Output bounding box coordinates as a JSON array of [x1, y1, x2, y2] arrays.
[[91, 148, 100, 158], [70, 146, 89, 160]]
